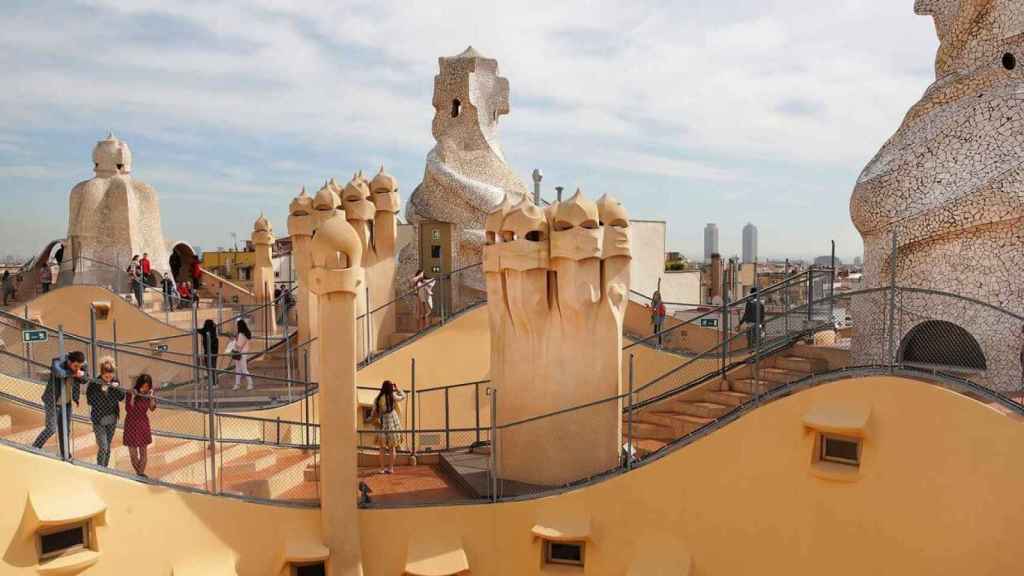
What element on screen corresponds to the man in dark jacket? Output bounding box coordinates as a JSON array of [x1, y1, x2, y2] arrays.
[[32, 350, 86, 458], [738, 287, 766, 349]]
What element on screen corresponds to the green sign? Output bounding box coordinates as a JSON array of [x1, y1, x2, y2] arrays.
[[22, 329, 48, 343], [700, 318, 719, 328]]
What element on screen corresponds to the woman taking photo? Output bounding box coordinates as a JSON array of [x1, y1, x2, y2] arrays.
[[124, 373, 156, 477], [231, 319, 254, 391], [86, 357, 124, 467], [369, 380, 406, 474]]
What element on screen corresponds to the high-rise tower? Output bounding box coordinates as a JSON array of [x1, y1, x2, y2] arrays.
[[703, 223, 719, 263], [742, 222, 758, 264]]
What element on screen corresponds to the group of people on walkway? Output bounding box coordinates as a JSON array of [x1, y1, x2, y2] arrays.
[[32, 351, 156, 477], [127, 253, 204, 309]]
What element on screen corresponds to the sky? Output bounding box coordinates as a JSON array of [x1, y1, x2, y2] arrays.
[[0, 0, 939, 263]]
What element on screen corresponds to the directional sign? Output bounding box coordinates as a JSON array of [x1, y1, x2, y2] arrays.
[[22, 329, 48, 343], [700, 318, 719, 328]]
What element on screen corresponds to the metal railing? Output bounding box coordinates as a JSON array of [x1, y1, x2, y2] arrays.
[[0, 341, 320, 506]]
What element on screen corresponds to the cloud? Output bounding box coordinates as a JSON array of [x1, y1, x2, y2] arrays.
[[0, 0, 941, 260]]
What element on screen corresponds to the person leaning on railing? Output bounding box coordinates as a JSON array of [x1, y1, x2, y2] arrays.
[[32, 350, 87, 458], [86, 356, 124, 468], [124, 373, 157, 478]]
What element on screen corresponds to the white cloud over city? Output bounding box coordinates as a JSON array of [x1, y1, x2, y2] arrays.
[[0, 0, 938, 261]]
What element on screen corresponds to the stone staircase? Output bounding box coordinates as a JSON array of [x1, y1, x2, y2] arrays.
[[626, 346, 831, 456], [0, 397, 315, 502]]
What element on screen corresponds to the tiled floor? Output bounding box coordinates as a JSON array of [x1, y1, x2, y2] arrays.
[[357, 464, 470, 505]]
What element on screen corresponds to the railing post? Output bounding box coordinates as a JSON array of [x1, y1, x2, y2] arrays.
[[888, 229, 898, 372], [440, 274, 448, 325], [806, 267, 814, 323], [365, 286, 372, 363], [720, 269, 729, 376], [112, 320, 119, 372], [754, 290, 762, 394], [444, 387, 450, 451], [57, 325, 71, 461], [487, 387, 498, 502], [89, 305, 97, 380], [23, 305, 30, 378], [276, 417, 281, 445], [829, 240, 836, 324], [410, 358, 417, 464], [627, 353, 634, 471], [474, 381, 481, 444], [206, 332, 218, 493], [783, 275, 791, 337]]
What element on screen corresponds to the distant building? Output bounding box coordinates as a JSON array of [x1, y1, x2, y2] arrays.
[[742, 223, 758, 264], [703, 223, 719, 263], [853, 255, 863, 267], [814, 255, 842, 267]]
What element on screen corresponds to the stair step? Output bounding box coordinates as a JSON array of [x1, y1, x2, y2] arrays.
[[775, 355, 828, 373], [731, 378, 786, 395], [701, 390, 753, 407], [628, 421, 676, 442], [757, 368, 808, 384], [630, 412, 712, 437], [0, 414, 12, 433], [219, 450, 279, 475], [663, 400, 731, 419]]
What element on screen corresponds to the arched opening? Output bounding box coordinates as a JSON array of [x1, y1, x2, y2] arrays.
[[898, 320, 987, 372], [170, 242, 198, 285], [451, 98, 461, 118]]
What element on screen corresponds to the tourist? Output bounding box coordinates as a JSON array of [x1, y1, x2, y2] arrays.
[[161, 272, 178, 311], [140, 252, 152, 285], [124, 373, 156, 477], [191, 258, 203, 290], [177, 280, 194, 307], [32, 350, 86, 458], [738, 287, 766, 350], [649, 290, 667, 348], [38, 261, 53, 294], [412, 270, 435, 330], [198, 319, 220, 385], [369, 380, 405, 474], [86, 356, 124, 467], [2, 270, 12, 306], [53, 244, 64, 267], [231, 319, 254, 391], [127, 255, 144, 307]]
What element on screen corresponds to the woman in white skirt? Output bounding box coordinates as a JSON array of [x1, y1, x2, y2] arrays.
[[370, 380, 405, 474], [231, 319, 254, 390]]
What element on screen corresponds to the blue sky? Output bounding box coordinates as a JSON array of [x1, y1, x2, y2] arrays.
[[0, 0, 938, 262]]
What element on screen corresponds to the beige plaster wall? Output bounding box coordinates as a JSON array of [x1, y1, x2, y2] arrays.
[[2, 376, 1018, 574], [0, 445, 320, 575], [359, 376, 1024, 575]]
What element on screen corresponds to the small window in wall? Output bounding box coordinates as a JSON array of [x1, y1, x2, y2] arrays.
[[820, 434, 860, 467], [292, 561, 326, 576], [431, 229, 441, 242], [451, 99, 461, 118], [431, 245, 442, 259], [544, 541, 585, 567], [39, 522, 89, 560]]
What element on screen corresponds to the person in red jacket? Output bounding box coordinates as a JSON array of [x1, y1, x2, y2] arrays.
[[190, 258, 203, 290], [140, 253, 152, 284], [177, 281, 194, 306]]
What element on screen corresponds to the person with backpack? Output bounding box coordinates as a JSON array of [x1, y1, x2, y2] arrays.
[[86, 356, 125, 467], [649, 290, 667, 348], [127, 255, 144, 307], [32, 350, 87, 458], [368, 380, 406, 474], [198, 319, 220, 385], [738, 286, 766, 350]]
